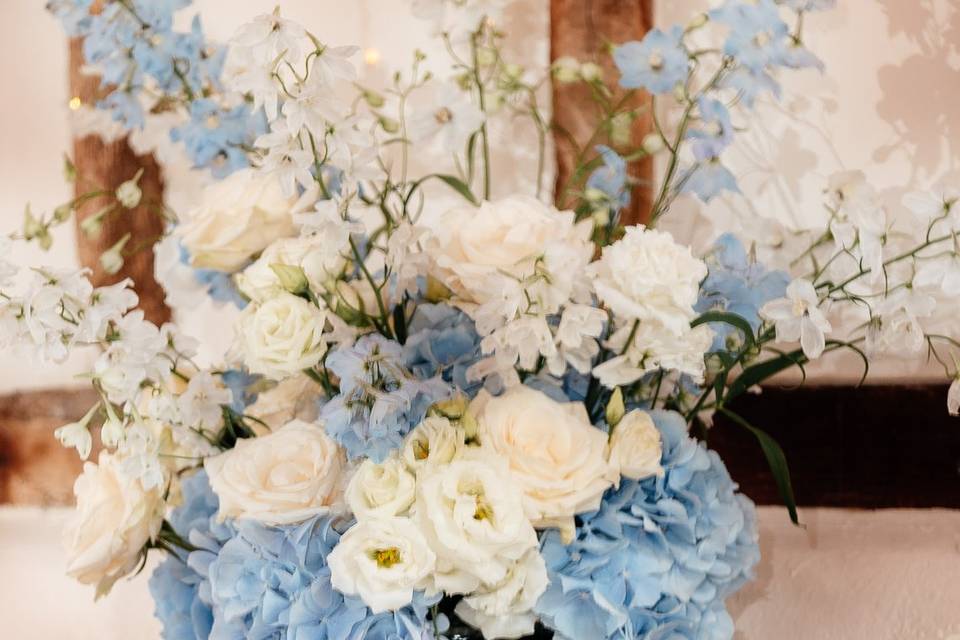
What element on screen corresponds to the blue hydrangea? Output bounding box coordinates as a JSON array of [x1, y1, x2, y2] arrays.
[[586, 145, 631, 211], [150, 470, 225, 640], [614, 26, 689, 95], [534, 410, 760, 640], [322, 334, 453, 462], [696, 233, 789, 352], [682, 161, 740, 202], [203, 514, 440, 640], [403, 303, 485, 397]]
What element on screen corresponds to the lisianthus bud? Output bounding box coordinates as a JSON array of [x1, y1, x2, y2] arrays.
[[269, 263, 309, 295]]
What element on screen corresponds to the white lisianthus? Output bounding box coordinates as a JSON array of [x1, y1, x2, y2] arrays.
[[346, 457, 417, 519], [238, 292, 328, 379], [236, 235, 346, 303], [328, 516, 436, 613], [401, 416, 464, 472], [414, 455, 538, 594], [608, 410, 664, 480], [178, 168, 298, 272], [205, 419, 345, 525], [588, 226, 707, 336], [246, 374, 321, 434], [427, 196, 592, 307], [454, 548, 549, 640], [62, 452, 164, 598], [470, 386, 617, 538]]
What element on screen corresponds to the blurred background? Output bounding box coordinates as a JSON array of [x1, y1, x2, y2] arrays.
[[1, 1, 959, 638]]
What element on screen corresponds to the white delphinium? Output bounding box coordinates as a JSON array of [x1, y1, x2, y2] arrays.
[[902, 186, 960, 233], [328, 516, 436, 613], [77, 279, 139, 341], [914, 248, 960, 296], [177, 371, 233, 431], [593, 320, 715, 387], [826, 170, 887, 284], [760, 278, 833, 359], [864, 288, 936, 358], [232, 11, 308, 72], [454, 547, 549, 640], [54, 405, 99, 461], [254, 121, 317, 197], [93, 311, 171, 404], [0, 237, 17, 286], [385, 221, 431, 297], [408, 84, 485, 155], [346, 456, 417, 520], [411, 0, 507, 38]]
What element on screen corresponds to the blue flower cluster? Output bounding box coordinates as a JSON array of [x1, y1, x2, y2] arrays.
[[614, 26, 689, 95], [149, 470, 227, 640], [322, 334, 452, 462], [48, 0, 259, 176], [696, 233, 789, 353], [534, 410, 760, 640], [585, 145, 631, 212], [403, 304, 485, 398]]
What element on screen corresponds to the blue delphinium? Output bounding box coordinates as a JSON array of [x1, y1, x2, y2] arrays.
[[688, 99, 735, 162], [220, 369, 261, 414], [178, 244, 248, 308], [203, 514, 440, 639], [534, 410, 760, 640], [171, 100, 263, 178], [322, 334, 452, 462], [683, 161, 740, 202], [403, 303, 485, 398], [711, 0, 791, 74], [614, 26, 689, 95], [586, 145, 631, 212], [149, 470, 223, 640], [696, 233, 789, 352]]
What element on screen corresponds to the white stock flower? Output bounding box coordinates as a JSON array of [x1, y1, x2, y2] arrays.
[[608, 410, 663, 480], [62, 451, 164, 598], [414, 455, 538, 594], [328, 516, 436, 613], [760, 278, 832, 359], [246, 375, 321, 434], [205, 419, 345, 525], [948, 376, 960, 416], [346, 457, 417, 520], [589, 226, 707, 336], [238, 292, 328, 380], [454, 548, 548, 640], [470, 386, 617, 538], [178, 169, 298, 272], [401, 416, 464, 472]]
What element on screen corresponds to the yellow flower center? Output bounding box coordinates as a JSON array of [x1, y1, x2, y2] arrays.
[[371, 547, 402, 568]]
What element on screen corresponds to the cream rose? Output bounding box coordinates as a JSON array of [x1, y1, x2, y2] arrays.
[[179, 168, 298, 272], [401, 416, 464, 472], [236, 236, 346, 303], [205, 419, 345, 525], [414, 455, 538, 594], [246, 375, 321, 434], [62, 452, 164, 597], [454, 548, 549, 640], [238, 292, 328, 380], [328, 516, 436, 613], [608, 410, 664, 481], [428, 195, 589, 303], [346, 457, 416, 520], [471, 386, 617, 538]]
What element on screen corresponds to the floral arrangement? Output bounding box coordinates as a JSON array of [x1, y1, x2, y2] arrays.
[[2, 0, 958, 639]]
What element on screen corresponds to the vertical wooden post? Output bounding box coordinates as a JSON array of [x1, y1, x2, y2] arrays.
[[550, 0, 654, 226], [69, 39, 170, 326]]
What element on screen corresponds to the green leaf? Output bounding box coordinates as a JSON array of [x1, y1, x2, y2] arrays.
[[720, 408, 801, 526], [691, 310, 756, 351], [432, 174, 480, 205], [726, 347, 808, 400]]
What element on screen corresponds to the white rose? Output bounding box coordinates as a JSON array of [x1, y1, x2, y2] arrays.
[[62, 452, 164, 597], [414, 455, 538, 594], [346, 457, 416, 519], [328, 516, 436, 613], [588, 225, 707, 336], [236, 236, 346, 303], [246, 374, 321, 434], [401, 416, 464, 472], [608, 410, 664, 480], [428, 196, 590, 304], [179, 168, 298, 272], [238, 292, 328, 380], [205, 419, 345, 525], [454, 548, 549, 640], [471, 386, 617, 538]]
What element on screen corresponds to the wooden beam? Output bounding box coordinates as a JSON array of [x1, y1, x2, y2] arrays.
[[550, 0, 654, 225], [69, 38, 170, 326]]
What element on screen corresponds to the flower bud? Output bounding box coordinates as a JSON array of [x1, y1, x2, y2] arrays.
[[641, 132, 665, 154], [269, 263, 309, 295], [579, 62, 603, 83], [115, 168, 144, 209], [100, 233, 131, 275], [605, 387, 625, 427], [551, 56, 580, 83]]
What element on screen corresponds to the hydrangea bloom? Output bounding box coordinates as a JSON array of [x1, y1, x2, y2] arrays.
[[696, 233, 790, 352], [534, 410, 760, 640], [403, 303, 485, 397], [322, 334, 452, 461], [614, 26, 689, 95]]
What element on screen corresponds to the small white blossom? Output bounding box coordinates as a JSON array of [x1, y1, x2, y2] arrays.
[[408, 84, 485, 154], [55, 405, 99, 460], [178, 371, 233, 430], [760, 278, 832, 359]]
